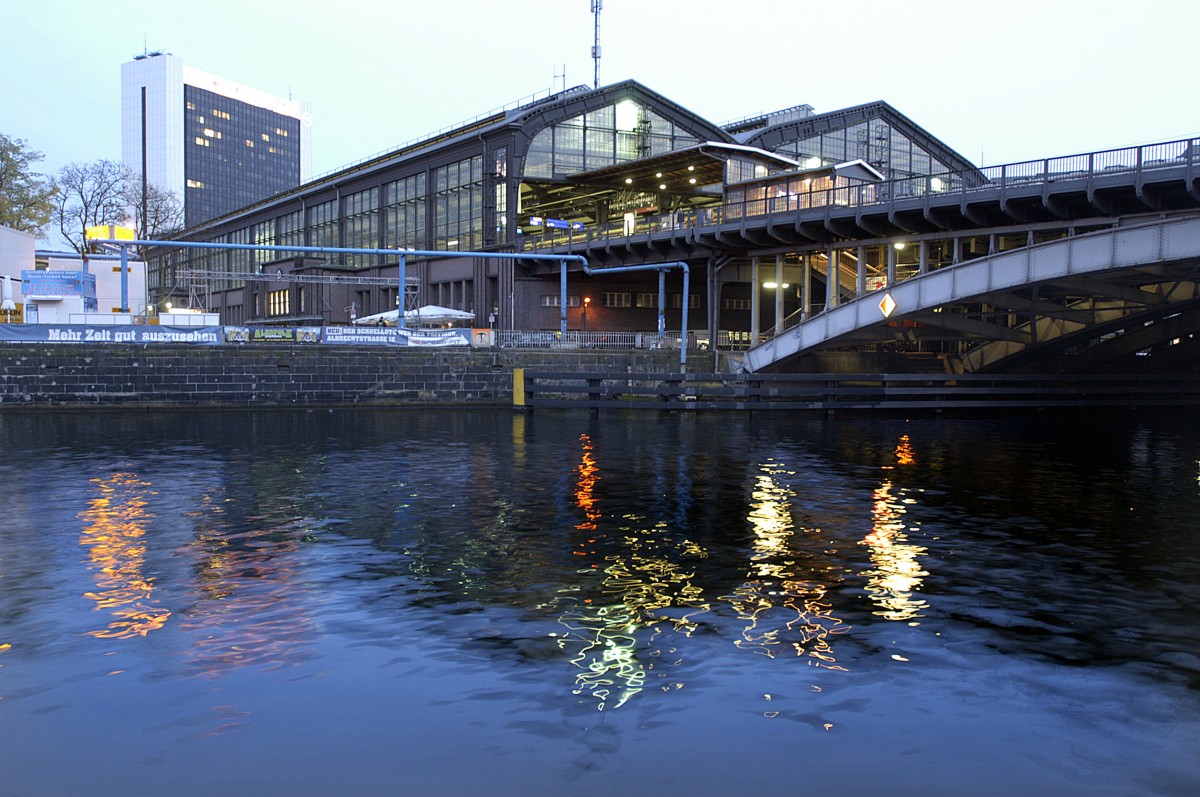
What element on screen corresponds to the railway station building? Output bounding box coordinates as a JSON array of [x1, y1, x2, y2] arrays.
[[145, 80, 982, 341]]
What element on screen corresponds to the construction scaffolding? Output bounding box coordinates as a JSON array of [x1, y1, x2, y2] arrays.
[[174, 269, 421, 314]]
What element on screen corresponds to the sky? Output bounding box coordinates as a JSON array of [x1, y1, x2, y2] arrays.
[[2, 0, 1198, 185]]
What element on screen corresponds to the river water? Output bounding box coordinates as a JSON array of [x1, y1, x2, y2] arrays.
[[0, 407, 1198, 796]]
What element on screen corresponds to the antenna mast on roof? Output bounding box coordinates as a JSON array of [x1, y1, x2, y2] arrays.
[[591, 0, 602, 89]]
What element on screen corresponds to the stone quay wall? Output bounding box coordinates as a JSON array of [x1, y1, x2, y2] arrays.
[[0, 344, 687, 408]]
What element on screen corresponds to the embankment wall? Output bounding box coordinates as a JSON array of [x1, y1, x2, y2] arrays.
[[0, 344, 686, 408]]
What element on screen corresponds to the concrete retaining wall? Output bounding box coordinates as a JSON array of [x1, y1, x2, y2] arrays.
[[0, 344, 686, 408]]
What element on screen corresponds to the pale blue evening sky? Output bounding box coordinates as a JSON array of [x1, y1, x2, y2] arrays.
[[2, 0, 1197, 183]]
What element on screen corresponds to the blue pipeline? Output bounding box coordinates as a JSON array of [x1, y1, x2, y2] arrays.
[[92, 238, 586, 326], [93, 238, 690, 367]]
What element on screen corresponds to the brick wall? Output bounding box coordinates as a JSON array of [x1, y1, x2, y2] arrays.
[[0, 344, 685, 408]]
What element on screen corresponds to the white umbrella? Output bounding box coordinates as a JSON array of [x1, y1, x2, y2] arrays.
[[352, 309, 399, 326], [404, 305, 475, 325], [352, 305, 475, 326], [1, 275, 16, 319]]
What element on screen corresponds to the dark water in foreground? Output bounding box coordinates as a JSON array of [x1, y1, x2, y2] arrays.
[[1, 408, 1198, 796]]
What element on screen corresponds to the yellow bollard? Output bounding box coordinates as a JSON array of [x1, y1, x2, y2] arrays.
[[513, 368, 526, 408]]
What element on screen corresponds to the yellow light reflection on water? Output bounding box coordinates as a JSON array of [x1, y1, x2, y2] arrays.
[[78, 472, 171, 639], [860, 439, 929, 621], [725, 461, 849, 668]]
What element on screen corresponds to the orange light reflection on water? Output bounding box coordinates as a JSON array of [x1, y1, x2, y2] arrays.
[[575, 434, 600, 529], [78, 472, 171, 639]]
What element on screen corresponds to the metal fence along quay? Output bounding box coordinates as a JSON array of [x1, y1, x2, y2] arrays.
[[514, 370, 1200, 412]]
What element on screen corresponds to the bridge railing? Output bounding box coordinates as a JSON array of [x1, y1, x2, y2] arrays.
[[518, 136, 1199, 252]]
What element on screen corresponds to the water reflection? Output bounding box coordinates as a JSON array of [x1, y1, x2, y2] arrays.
[[3, 409, 1199, 796], [551, 433, 713, 710], [860, 435, 929, 622], [0, 526, 9, 693], [78, 471, 171, 639], [178, 485, 316, 677], [574, 433, 601, 557], [862, 481, 928, 622], [724, 459, 849, 668]]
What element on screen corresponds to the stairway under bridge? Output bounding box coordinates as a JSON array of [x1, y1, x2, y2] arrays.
[[743, 214, 1200, 374]]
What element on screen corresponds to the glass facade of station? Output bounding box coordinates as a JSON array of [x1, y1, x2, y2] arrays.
[[385, 174, 427, 251], [769, 120, 941, 180], [433, 155, 484, 251], [524, 99, 702, 179]]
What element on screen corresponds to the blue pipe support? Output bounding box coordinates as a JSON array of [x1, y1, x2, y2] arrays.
[[119, 246, 129, 313], [559, 258, 691, 370]]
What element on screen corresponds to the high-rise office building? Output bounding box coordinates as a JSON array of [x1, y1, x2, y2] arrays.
[[121, 53, 312, 228]]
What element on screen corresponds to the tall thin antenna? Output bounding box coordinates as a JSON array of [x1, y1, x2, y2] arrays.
[[590, 0, 602, 89]]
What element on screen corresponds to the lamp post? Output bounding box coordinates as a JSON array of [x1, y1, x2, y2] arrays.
[[582, 295, 590, 332], [764, 280, 789, 335]]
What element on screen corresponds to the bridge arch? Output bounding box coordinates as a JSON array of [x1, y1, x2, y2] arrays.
[[744, 214, 1200, 373]]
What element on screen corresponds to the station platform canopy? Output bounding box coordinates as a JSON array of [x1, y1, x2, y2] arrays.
[[567, 141, 801, 197], [520, 142, 885, 230]]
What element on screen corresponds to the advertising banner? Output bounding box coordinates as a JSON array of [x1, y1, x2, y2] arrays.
[[0, 324, 469, 347], [321, 326, 470, 346], [22, 270, 95, 299], [322, 326, 398, 345], [400, 328, 471, 347], [224, 326, 322, 343], [0, 324, 223, 344]]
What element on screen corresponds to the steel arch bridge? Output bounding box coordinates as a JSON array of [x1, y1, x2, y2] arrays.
[[743, 214, 1200, 374]]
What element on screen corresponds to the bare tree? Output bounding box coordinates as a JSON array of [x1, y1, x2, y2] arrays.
[[0, 133, 57, 236], [123, 179, 184, 243], [52, 160, 128, 254]]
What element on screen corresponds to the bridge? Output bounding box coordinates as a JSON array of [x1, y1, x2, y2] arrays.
[[522, 136, 1200, 374], [745, 215, 1200, 374]]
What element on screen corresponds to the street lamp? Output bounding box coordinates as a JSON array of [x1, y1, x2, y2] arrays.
[[582, 296, 591, 332]]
